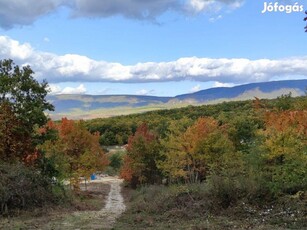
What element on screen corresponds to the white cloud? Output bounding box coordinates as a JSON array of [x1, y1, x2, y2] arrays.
[[213, 81, 235, 88], [136, 89, 155, 95], [48, 83, 87, 94], [1, 36, 307, 85], [48, 84, 62, 94], [0, 36, 33, 60], [61, 84, 87, 94], [187, 0, 221, 13], [186, 0, 244, 14], [0, 0, 244, 29], [190, 84, 201, 93]]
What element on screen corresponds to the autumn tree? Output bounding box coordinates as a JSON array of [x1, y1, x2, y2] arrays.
[[0, 102, 32, 162], [40, 118, 109, 189], [159, 117, 235, 183], [157, 117, 193, 183], [0, 59, 62, 213], [120, 123, 162, 187], [259, 110, 307, 194], [0, 59, 53, 163], [119, 154, 134, 184]]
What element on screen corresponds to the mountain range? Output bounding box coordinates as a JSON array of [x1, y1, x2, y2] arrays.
[[47, 79, 307, 119]]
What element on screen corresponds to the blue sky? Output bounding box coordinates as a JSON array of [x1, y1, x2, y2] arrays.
[[0, 0, 306, 96]]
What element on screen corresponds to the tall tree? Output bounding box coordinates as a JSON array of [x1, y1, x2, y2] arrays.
[[0, 59, 53, 129], [260, 110, 307, 194], [157, 117, 193, 183], [40, 118, 109, 189], [160, 117, 234, 183], [0, 59, 53, 162], [120, 123, 162, 187], [0, 102, 31, 162]]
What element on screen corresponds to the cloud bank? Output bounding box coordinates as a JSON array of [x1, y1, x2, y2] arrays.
[[0, 0, 244, 29], [0, 0, 62, 29], [49, 84, 87, 94], [0, 36, 306, 85]]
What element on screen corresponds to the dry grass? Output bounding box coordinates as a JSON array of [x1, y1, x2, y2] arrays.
[[114, 184, 307, 230], [0, 182, 110, 229]]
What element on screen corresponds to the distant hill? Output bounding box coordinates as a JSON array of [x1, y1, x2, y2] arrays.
[[175, 79, 307, 101], [47, 79, 307, 119]]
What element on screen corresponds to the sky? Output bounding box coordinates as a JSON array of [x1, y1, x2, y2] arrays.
[[0, 0, 307, 96]]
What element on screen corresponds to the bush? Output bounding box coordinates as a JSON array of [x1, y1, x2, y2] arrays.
[[127, 183, 226, 219], [0, 162, 65, 215]]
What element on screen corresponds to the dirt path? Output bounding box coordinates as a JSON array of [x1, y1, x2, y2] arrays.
[[46, 176, 126, 230]]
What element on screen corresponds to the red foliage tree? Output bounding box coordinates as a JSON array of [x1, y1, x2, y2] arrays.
[[120, 123, 162, 187], [0, 102, 33, 163]]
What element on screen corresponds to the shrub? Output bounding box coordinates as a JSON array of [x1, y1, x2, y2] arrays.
[[0, 162, 65, 215]]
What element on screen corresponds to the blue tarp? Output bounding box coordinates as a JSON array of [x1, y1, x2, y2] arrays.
[[90, 174, 96, 180]]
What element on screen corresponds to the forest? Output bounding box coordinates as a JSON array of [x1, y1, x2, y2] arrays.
[[87, 93, 307, 196], [88, 87, 307, 228], [0, 59, 306, 228]]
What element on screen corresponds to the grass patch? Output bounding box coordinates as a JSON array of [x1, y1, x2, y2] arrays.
[[0, 182, 110, 229], [114, 183, 307, 229]]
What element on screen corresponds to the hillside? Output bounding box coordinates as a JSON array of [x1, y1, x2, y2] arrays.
[[47, 79, 307, 119]]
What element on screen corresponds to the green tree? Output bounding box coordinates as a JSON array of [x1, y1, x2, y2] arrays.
[[0, 59, 53, 162], [275, 92, 293, 111], [0, 59, 53, 131], [228, 115, 261, 153], [109, 152, 123, 170], [259, 111, 307, 195]]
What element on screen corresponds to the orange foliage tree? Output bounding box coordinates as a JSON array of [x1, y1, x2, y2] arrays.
[[40, 118, 109, 189], [159, 117, 235, 183], [259, 110, 307, 194], [263, 110, 307, 161], [119, 154, 134, 183], [120, 123, 162, 187]]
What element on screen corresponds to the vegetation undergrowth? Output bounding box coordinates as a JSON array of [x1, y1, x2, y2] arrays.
[[0, 162, 67, 216], [115, 182, 306, 229]]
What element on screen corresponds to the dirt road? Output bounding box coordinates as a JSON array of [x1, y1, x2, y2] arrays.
[[46, 176, 126, 229]]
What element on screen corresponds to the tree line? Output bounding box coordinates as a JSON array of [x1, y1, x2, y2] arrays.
[[117, 97, 306, 202]]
